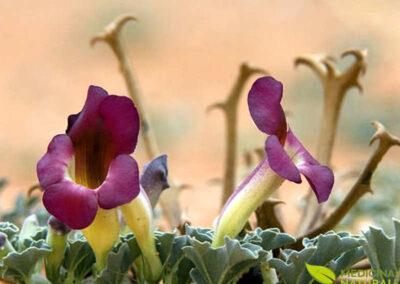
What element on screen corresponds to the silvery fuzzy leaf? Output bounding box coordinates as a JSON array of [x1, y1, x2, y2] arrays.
[[183, 237, 267, 284]]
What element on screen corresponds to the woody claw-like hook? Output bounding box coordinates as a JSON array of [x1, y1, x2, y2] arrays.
[[91, 15, 137, 47]]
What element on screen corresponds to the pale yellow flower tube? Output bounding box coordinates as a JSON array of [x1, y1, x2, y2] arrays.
[[82, 208, 120, 272], [212, 159, 284, 248], [120, 189, 163, 282]]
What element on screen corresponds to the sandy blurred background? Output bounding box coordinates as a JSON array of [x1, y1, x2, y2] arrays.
[[0, 0, 400, 234]]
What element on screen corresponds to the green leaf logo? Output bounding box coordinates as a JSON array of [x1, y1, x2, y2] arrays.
[[305, 263, 336, 284]]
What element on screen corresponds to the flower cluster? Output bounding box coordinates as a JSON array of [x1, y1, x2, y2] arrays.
[[37, 86, 163, 279], [36, 78, 334, 278], [37, 86, 141, 229]]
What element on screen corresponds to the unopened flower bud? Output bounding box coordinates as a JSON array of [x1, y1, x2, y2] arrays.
[[140, 154, 169, 208], [48, 216, 71, 236], [0, 232, 14, 258], [0, 232, 6, 248], [45, 216, 70, 281]]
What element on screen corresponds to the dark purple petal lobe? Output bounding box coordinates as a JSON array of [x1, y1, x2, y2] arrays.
[[66, 112, 81, 133], [37, 134, 74, 189], [299, 165, 334, 203], [97, 154, 140, 209], [66, 86, 111, 188], [38, 134, 98, 229], [248, 76, 287, 141], [265, 135, 301, 183], [67, 87, 140, 189], [285, 129, 334, 202], [99, 95, 140, 155], [48, 216, 72, 235], [43, 181, 98, 230], [0, 233, 6, 248], [67, 85, 108, 140]]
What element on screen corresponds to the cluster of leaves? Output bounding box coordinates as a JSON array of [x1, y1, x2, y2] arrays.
[[0, 219, 51, 283], [0, 219, 294, 284], [271, 232, 366, 283], [4, 215, 400, 284], [0, 177, 398, 284], [362, 219, 400, 283], [0, 179, 49, 228]]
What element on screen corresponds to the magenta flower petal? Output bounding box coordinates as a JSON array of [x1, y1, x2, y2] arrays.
[[37, 134, 98, 229], [38, 86, 142, 230], [67, 85, 109, 140], [67, 85, 140, 156], [299, 165, 334, 203], [265, 135, 301, 183], [65, 86, 140, 189], [285, 129, 319, 166], [43, 181, 98, 230], [97, 155, 140, 209], [66, 112, 81, 133], [248, 76, 287, 142], [37, 134, 74, 189], [285, 129, 334, 202], [99, 95, 140, 155]]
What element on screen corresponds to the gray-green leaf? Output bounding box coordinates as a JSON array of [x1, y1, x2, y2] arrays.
[[0, 240, 51, 283], [183, 237, 267, 284], [95, 242, 140, 284]]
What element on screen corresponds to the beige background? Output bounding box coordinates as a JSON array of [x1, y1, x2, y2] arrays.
[[0, 0, 399, 233]]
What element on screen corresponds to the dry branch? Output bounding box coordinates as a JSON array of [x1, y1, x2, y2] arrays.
[[295, 49, 367, 234], [290, 121, 400, 250], [208, 63, 267, 207], [91, 15, 183, 229], [255, 199, 285, 232]]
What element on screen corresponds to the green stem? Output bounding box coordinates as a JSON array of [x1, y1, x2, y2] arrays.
[[260, 262, 278, 284], [394, 270, 400, 284], [163, 272, 173, 284], [64, 272, 77, 284]]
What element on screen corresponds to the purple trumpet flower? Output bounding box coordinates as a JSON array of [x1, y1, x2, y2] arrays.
[[212, 76, 334, 247], [37, 86, 140, 230]]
